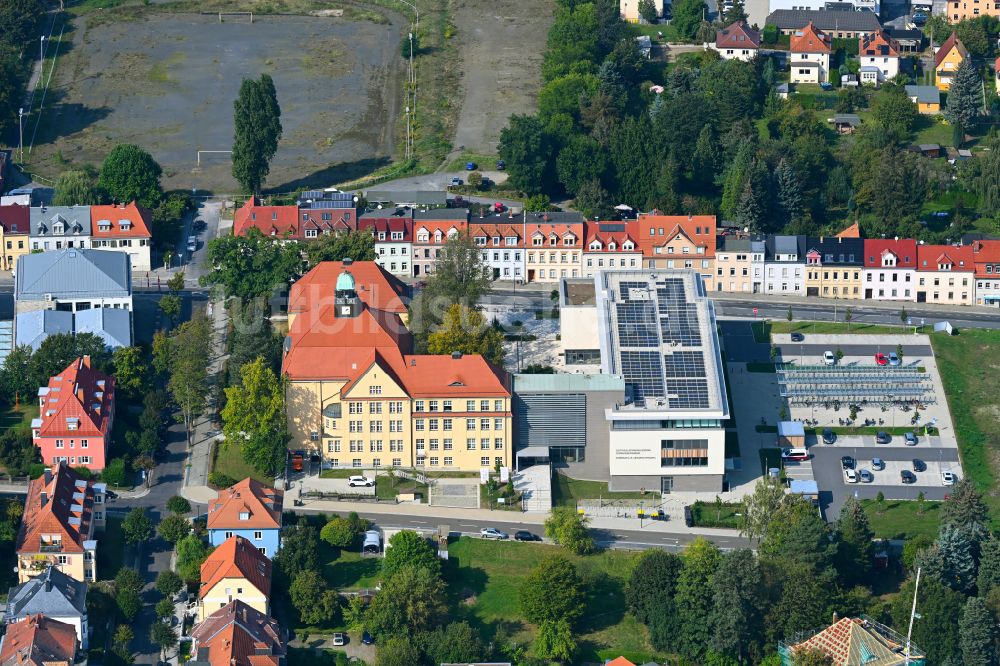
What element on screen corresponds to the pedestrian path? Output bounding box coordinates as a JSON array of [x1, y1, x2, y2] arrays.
[[513, 465, 551, 513]]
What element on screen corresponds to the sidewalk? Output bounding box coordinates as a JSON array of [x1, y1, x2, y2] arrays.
[[709, 290, 990, 316]]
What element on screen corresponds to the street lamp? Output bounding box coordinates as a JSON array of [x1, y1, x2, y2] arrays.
[[18, 107, 25, 163], [40, 35, 47, 64]]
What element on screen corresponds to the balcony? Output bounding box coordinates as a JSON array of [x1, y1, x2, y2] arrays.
[[39, 543, 63, 553]]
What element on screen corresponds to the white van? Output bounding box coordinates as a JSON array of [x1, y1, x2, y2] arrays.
[[362, 529, 381, 554]]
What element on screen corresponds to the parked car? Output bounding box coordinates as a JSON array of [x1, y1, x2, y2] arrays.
[[823, 350, 836, 366], [823, 429, 837, 445], [348, 475, 375, 487], [841, 455, 855, 470], [105, 490, 118, 501], [790, 332, 804, 342], [859, 469, 874, 483], [819, 82, 834, 91], [450, 177, 463, 186], [874, 353, 888, 366], [480, 527, 509, 540], [875, 431, 892, 444], [912, 459, 927, 472], [781, 448, 809, 461], [871, 457, 885, 471], [332, 633, 345, 647], [514, 530, 541, 542], [362, 530, 381, 554], [900, 470, 917, 484], [912, 12, 928, 24], [904, 432, 918, 446], [362, 632, 374, 646], [495, 159, 506, 170], [465, 162, 477, 170], [845, 469, 858, 483], [888, 352, 901, 366], [941, 470, 957, 486]]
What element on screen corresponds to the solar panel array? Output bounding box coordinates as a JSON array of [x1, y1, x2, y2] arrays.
[[656, 279, 702, 347], [620, 351, 665, 405], [307, 200, 353, 210], [616, 301, 659, 347]]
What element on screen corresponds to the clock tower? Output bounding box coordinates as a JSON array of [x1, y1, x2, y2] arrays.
[[334, 266, 361, 318]]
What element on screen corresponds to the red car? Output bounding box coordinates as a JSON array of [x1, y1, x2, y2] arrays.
[[874, 353, 888, 366]]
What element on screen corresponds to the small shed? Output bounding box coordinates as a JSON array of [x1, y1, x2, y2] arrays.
[[831, 114, 861, 134], [917, 143, 941, 158], [777, 420, 806, 447], [776, 83, 790, 99], [789, 479, 819, 504]]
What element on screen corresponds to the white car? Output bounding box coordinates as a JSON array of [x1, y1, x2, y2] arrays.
[[823, 351, 836, 366], [332, 633, 345, 646], [845, 469, 858, 484], [480, 527, 509, 540], [941, 470, 957, 486], [348, 475, 375, 487]]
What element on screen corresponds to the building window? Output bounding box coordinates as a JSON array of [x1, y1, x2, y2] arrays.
[[481, 457, 490, 466], [254, 531, 263, 540], [467, 438, 476, 450]]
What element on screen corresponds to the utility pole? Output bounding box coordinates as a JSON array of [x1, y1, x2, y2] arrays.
[[18, 108, 25, 163], [904, 567, 921, 665]]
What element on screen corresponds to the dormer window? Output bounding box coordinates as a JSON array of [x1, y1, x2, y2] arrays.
[[434, 231, 442, 242], [53, 222, 64, 234], [447, 229, 459, 239], [98, 220, 111, 232], [505, 236, 517, 246], [475, 236, 486, 246], [239, 511, 250, 520], [378, 232, 386, 241], [623, 241, 634, 250], [417, 231, 429, 242], [492, 236, 500, 245], [589, 240, 601, 250], [120, 220, 132, 231]]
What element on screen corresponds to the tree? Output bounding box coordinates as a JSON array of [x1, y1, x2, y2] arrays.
[[0, 46, 27, 137], [150, 621, 178, 660], [675, 537, 722, 659], [692, 125, 719, 186], [29, 332, 111, 391], [426, 304, 504, 366], [274, 523, 320, 581], [0, 344, 34, 406], [741, 477, 785, 543], [835, 497, 874, 587], [158, 514, 191, 543], [534, 619, 576, 662], [723, 0, 748, 23], [978, 536, 1000, 596], [122, 507, 153, 544], [103, 458, 128, 487], [574, 178, 614, 219], [869, 84, 918, 138], [166, 495, 191, 515], [222, 357, 287, 477], [290, 570, 341, 626], [112, 624, 134, 662], [555, 135, 608, 196], [342, 595, 367, 631], [520, 555, 586, 626], [542, 4, 601, 81], [112, 346, 148, 399], [320, 514, 369, 548], [175, 534, 212, 581], [941, 479, 990, 535], [155, 570, 184, 598], [426, 234, 492, 306], [304, 229, 377, 266], [793, 648, 834, 666], [165, 317, 212, 442], [671, 0, 707, 41], [115, 568, 145, 620], [0, 0, 43, 50], [419, 622, 487, 665], [544, 506, 595, 555], [637, 0, 658, 22], [945, 59, 982, 131], [155, 597, 175, 620], [98, 144, 163, 209], [626, 549, 683, 625], [232, 74, 282, 193], [53, 170, 103, 206], [201, 229, 302, 300], [938, 523, 978, 593], [960, 597, 997, 666], [159, 294, 182, 325], [498, 114, 553, 194], [776, 158, 804, 224], [366, 564, 447, 637], [381, 529, 440, 580], [845, 307, 854, 330], [891, 577, 963, 664], [133, 454, 156, 487], [375, 637, 421, 666], [760, 494, 835, 575], [710, 549, 763, 662], [523, 194, 553, 212]]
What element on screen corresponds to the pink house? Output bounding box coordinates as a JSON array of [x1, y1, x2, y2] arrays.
[[31, 356, 115, 471]]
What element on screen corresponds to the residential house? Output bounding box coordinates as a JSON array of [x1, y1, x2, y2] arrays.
[[88, 202, 152, 271], [411, 209, 469, 277], [15, 463, 106, 584], [713, 20, 760, 61], [206, 478, 283, 556], [750, 239, 767, 293], [282, 261, 512, 472], [619, 0, 663, 22], [4, 567, 89, 649], [523, 212, 585, 283], [634, 213, 717, 289], [15, 308, 131, 352], [763, 235, 806, 294], [905, 85, 941, 114], [858, 30, 901, 85], [198, 536, 272, 622], [837, 222, 861, 238], [0, 204, 30, 271], [715, 236, 756, 293], [884, 27, 924, 52], [765, 9, 880, 39], [947, 0, 1000, 21], [189, 601, 286, 666], [779, 616, 923, 665], [298, 193, 357, 237], [972, 240, 1000, 306], [804, 236, 864, 299], [916, 243, 975, 305], [233, 198, 300, 239], [581, 221, 641, 277], [28, 207, 90, 253], [789, 22, 832, 84], [863, 238, 917, 301], [31, 356, 115, 472], [470, 215, 525, 282], [934, 32, 968, 91], [358, 209, 413, 277], [14, 249, 132, 316], [0, 614, 77, 666]]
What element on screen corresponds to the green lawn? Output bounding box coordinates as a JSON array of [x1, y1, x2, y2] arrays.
[[551, 474, 660, 507], [861, 499, 943, 540], [442, 151, 499, 172], [0, 403, 38, 432], [931, 328, 1000, 523], [323, 549, 380, 590], [690, 500, 742, 529], [211, 441, 272, 485], [96, 516, 126, 581], [755, 320, 918, 338], [913, 115, 953, 147], [443, 537, 659, 662]]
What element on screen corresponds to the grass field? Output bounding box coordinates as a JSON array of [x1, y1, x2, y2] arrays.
[[0, 403, 39, 434], [861, 498, 943, 540], [551, 474, 660, 507], [212, 441, 272, 485], [752, 320, 916, 341], [690, 500, 742, 529]]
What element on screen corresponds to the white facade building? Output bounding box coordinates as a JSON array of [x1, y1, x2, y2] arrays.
[[763, 235, 806, 294]]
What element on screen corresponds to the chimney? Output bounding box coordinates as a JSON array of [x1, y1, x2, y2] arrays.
[[81, 355, 90, 369], [451, 351, 463, 360], [343, 258, 353, 266], [44, 468, 52, 485]]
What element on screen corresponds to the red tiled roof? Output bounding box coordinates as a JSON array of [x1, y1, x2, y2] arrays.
[[300, 208, 356, 233], [863, 239, 917, 268], [469, 222, 523, 244], [288, 261, 408, 316], [859, 29, 899, 58], [36, 357, 114, 439], [207, 479, 283, 531], [791, 22, 832, 54], [935, 32, 968, 68], [790, 617, 911, 665], [413, 220, 467, 245], [358, 217, 413, 241], [716, 20, 760, 49], [837, 222, 861, 238], [583, 221, 639, 252], [0, 204, 30, 235], [233, 197, 300, 238], [199, 536, 272, 599], [190, 601, 285, 666], [0, 614, 77, 666], [89, 202, 152, 239], [604, 658, 637, 666], [16, 464, 95, 555], [972, 240, 1000, 276], [635, 213, 716, 258], [916, 243, 974, 271]]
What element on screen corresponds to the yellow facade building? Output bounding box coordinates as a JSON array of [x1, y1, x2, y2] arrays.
[[198, 536, 271, 622], [935, 32, 969, 91], [804, 237, 864, 300]]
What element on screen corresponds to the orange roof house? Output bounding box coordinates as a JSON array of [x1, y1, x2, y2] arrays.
[[859, 29, 900, 58], [32, 356, 115, 471], [89, 202, 152, 239], [836, 222, 861, 238], [781, 616, 923, 665], [15, 464, 105, 583], [633, 214, 717, 287], [189, 601, 285, 666], [791, 22, 831, 53], [0, 614, 77, 666], [287, 259, 408, 322], [199, 536, 272, 621], [934, 32, 968, 91], [233, 198, 300, 238], [207, 479, 283, 555]]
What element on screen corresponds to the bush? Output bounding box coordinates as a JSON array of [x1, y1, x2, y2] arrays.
[[208, 471, 236, 488], [102, 458, 128, 487]]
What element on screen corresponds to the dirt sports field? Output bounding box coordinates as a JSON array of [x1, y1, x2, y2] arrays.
[[34, 12, 404, 192], [450, 0, 553, 154]]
